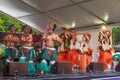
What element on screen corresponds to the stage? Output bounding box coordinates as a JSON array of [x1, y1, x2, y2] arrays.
[[1, 72, 120, 80]]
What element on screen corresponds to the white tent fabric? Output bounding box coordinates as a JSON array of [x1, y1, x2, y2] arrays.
[[0, 0, 120, 32]]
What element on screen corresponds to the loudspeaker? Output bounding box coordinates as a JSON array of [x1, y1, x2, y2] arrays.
[[3, 62, 28, 76], [115, 61, 120, 72], [86, 62, 104, 72], [51, 62, 72, 74]]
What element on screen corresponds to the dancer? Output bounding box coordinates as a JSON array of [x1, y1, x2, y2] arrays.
[[67, 29, 80, 73], [98, 29, 113, 70], [37, 22, 64, 74], [57, 27, 69, 62], [69, 29, 77, 50], [3, 25, 20, 65], [60, 27, 69, 51], [19, 25, 35, 74], [78, 32, 93, 72]]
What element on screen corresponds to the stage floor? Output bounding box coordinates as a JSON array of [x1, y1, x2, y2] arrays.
[[1, 72, 120, 80]]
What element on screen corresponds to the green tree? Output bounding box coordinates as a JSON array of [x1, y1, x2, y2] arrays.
[[0, 12, 40, 34], [0, 12, 24, 32], [112, 27, 120, 45]]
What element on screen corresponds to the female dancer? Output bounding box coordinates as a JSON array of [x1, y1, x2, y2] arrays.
[[98, 29, 113, 70], [79, 32, 93, 72]]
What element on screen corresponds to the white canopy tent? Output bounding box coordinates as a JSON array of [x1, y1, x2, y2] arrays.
[[0, 0, 120, 33]]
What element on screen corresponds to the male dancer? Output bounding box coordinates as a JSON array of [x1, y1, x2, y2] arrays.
[[3, 25, 20, 64], [37, 22, 64, 74], [19, 25, 35, 74]]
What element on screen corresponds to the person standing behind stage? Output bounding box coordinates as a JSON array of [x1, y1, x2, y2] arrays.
[[18, 25, 35, 74], [36, 22, 64, 74], [3, 25, 20, 65], [98, 29, 113, 70]]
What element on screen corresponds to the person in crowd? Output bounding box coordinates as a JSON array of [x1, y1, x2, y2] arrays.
[[98, 29, 113, 70], [3, 25, 20, 65], [19, 25, 35, 74], [36, 22, 64, 74]]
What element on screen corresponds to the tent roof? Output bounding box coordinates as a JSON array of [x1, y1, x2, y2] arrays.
[[0, 0, 120, 32]]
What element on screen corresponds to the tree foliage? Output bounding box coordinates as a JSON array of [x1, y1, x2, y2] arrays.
[[0, 12, 40, 34], [112, 27, 120, 45]]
